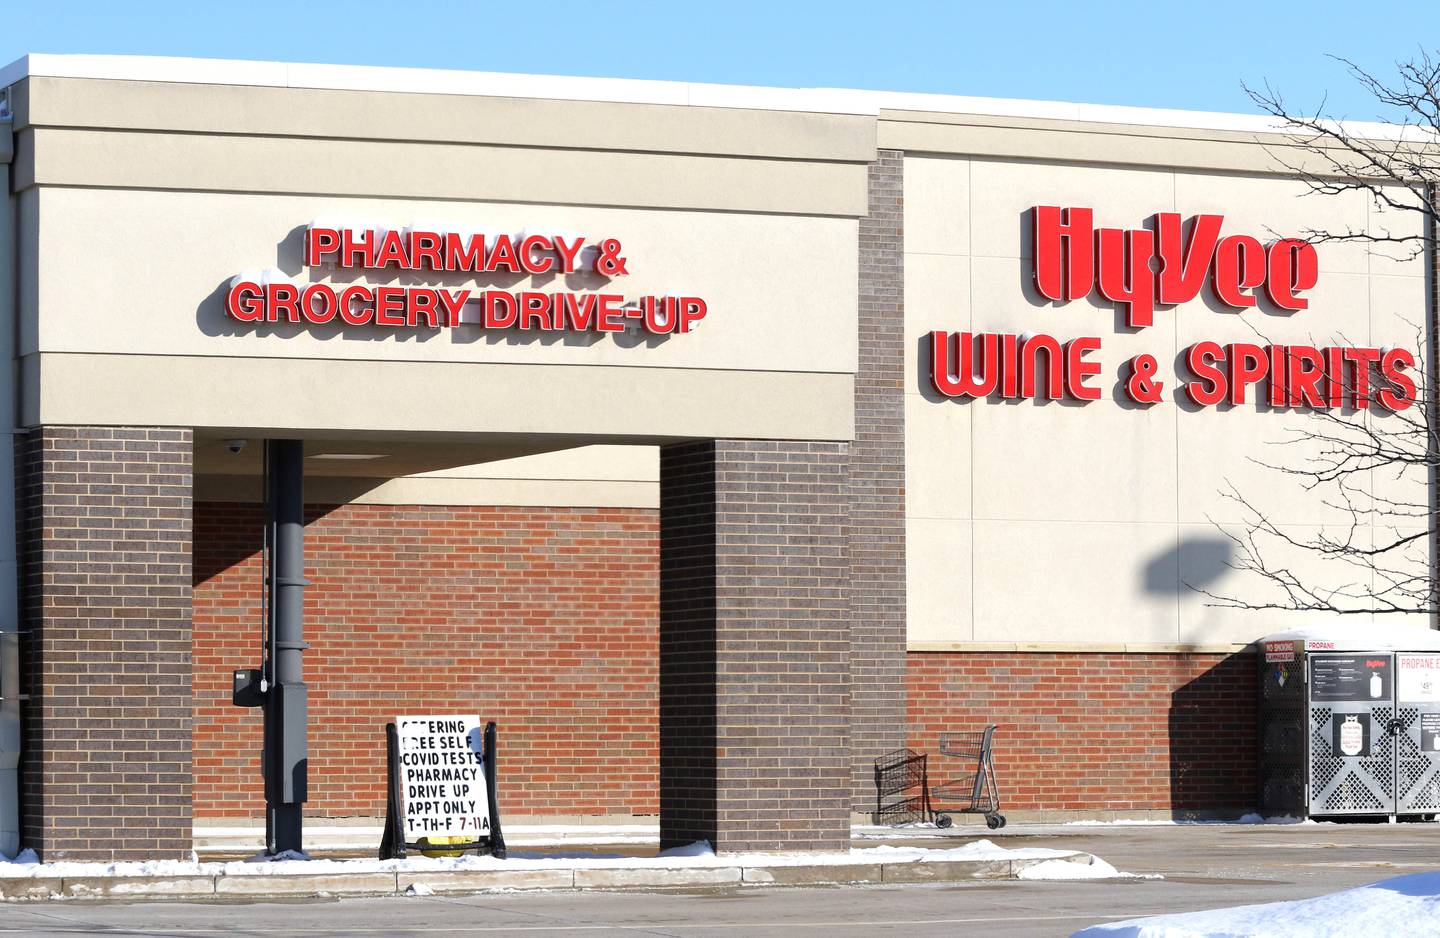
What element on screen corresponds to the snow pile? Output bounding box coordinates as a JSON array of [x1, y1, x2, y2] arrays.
[[1233, 814, 1309, 826], [0, 849, 216, 879], [1019, 856, 1150, 881], [1074, 869, 1440, 938], [197, 822, 663, 850], [1259, 622, 1440, 653], [862, 839, 1078, 863], [0, 839, 1097, 878], [851, 823, 948, 840], [1065, 815, 1313, 828], [247, 850, 310, 862], [656, 841, 713, 858]]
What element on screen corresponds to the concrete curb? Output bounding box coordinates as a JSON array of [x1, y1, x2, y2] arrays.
[[4, 852, 1097, 900]]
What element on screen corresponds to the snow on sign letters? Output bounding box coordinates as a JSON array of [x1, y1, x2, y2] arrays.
[[396, 715, 491, 838]]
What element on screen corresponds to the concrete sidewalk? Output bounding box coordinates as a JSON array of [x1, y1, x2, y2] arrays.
[[0, 849, 1099, 900], [26, 817, 1439, 903], [0, 821, 1433, 936], [869, 817, 1440, 888]]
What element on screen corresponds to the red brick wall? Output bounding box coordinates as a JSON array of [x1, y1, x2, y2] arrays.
[[193, 501, 1259, 821], [907, 652, 1257, 813], [192, 501, 659, 820]]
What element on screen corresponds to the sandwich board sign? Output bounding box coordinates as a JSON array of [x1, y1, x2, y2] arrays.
[[379, 715, 506, 858]]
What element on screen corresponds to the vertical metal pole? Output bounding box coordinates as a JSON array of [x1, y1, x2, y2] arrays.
[[260, 439, 272, 853], [264, 439, 308, 855], [0, 148, 25, 858], [1427, 183, 1439, 629]]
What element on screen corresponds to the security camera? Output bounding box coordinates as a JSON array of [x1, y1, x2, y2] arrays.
[[225, 439, 247, 455]]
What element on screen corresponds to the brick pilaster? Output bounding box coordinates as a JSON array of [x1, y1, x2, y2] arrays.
[[18, 427, 193, 861], [659, 440, 850, 852], [850, 149, 909, 811]]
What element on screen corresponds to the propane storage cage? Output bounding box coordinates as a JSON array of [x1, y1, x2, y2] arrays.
[[1259, 624, 1440, 820]]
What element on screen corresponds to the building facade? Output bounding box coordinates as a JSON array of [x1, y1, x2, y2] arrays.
[[0, 55, 1430, 860]]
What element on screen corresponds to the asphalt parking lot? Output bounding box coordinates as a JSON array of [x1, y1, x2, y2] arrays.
[[1, 821, 1437, 937], [889, 817, 1440, 891]]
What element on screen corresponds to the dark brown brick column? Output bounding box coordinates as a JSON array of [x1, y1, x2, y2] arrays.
[[660, 440, 850, 852], [18, 427, 193, 861], [850, 149, 909, 812]]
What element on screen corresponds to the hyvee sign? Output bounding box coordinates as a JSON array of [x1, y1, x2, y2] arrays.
[[928, 206, 1416, 411], [224, 224, 708, 335]]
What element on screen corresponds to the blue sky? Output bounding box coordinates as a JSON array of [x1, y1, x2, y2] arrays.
[[3, 1, 1432, 118]]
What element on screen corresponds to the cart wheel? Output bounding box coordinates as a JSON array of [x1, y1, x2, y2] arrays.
[[986, 815, 1002, 830], [997, 815, 1007, 829], [935, 814, 953, 829]]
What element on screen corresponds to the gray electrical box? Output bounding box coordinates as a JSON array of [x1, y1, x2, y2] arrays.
[[1259, 626, 1440, 819]]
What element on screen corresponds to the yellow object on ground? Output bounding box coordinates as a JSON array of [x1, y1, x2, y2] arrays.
[[417, 835, 469, 858]]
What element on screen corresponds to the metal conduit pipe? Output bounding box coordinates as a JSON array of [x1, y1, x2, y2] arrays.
[[0, 93, 22, 859]]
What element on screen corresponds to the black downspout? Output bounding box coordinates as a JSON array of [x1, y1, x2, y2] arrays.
[[264, 439, 309, 854]]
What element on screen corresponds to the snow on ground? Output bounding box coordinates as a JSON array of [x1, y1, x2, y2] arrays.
[[211, 817, 1351, 849], [0, 839, 1091, 879], [195, 823, 663, 849], [1020, 856, 1156, 881], [858, 841, 1080, 863], [1060, 821, 1182, 828], [1063, 814, 1314, 828], [1073, 869, 1440, 938], [853, 815, 1327, 840]]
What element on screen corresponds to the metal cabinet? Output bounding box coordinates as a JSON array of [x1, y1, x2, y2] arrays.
[[1259, 631, 1440, 819]]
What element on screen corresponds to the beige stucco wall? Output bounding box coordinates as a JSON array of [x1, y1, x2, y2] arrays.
[[11, 76, 877, 168], [196, 444, 658, 508], [902, 152, 1430, 648], [8, 64, 1434, 644], [10, 76, 868, 442], [27, 187, 856, 374]]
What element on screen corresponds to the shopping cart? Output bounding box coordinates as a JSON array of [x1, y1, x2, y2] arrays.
[[872, 748, 935, 826], [930, 725, 1006, 830]]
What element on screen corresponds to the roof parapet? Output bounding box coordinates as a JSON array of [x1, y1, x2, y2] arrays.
[[0, 51, 1425, 141]]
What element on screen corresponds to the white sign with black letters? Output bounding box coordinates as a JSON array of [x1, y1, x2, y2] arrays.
[[1399, 655, 1440, 703], [395, 714, 492, 839]]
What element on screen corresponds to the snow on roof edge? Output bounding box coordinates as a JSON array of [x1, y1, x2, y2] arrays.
[[0, 52, 1416, 140], [1261, 621, 1440, 652]]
